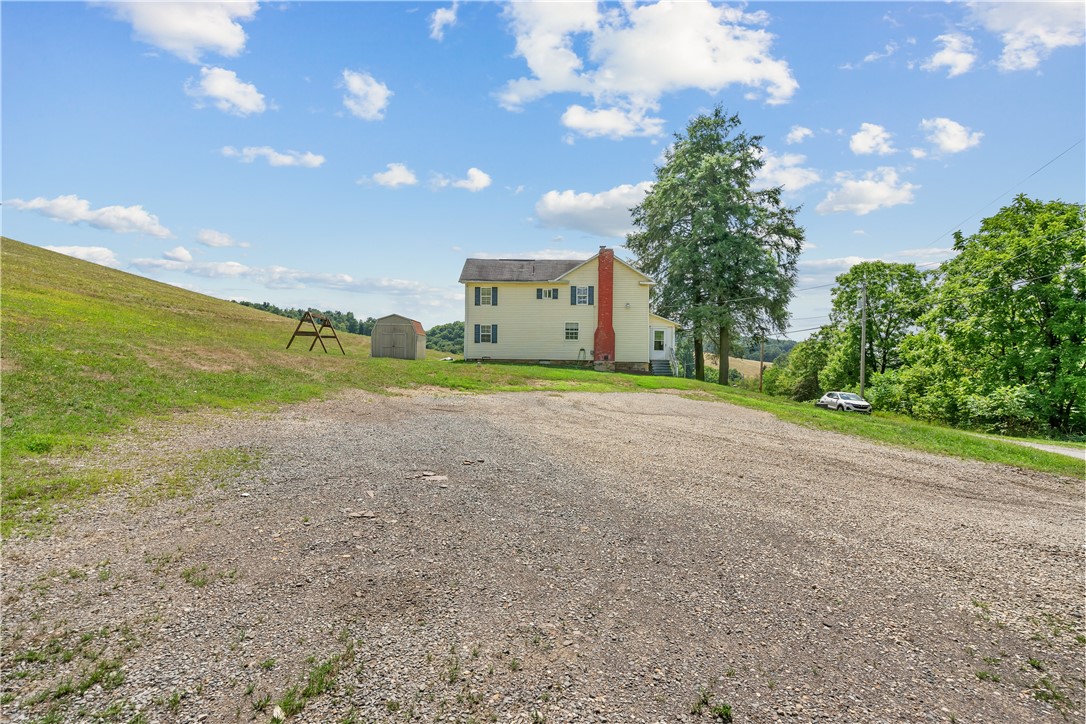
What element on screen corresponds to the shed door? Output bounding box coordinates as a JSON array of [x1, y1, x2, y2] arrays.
[[383, 331, 408, 359]]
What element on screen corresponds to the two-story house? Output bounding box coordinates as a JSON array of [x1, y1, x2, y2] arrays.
[[458, 247, 678, 373]]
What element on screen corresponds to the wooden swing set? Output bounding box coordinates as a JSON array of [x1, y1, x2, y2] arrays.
[[286, 311, 345, 354]]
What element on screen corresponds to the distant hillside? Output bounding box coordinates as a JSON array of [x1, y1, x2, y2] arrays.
[[704, 354, 772, 379]]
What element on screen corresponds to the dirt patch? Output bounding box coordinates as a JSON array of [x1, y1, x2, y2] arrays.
[[2, 391, 1082, 723]]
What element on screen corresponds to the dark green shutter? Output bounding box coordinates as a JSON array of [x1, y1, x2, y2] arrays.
[[474, 324, 480, 343], [491, 324, 498, 343], [588, 286, 594, 305], [474, 287, 480, 306], [552, 288, 558, 300], [491, 287, 498, 306], [537, 288, 543, 299], [571, 286, 577, 305]]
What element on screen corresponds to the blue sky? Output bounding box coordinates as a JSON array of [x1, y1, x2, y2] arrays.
[[4, 1, 1083, 335]]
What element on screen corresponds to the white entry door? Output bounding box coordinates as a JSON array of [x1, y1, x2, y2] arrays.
[[649, 327, 669, 360]]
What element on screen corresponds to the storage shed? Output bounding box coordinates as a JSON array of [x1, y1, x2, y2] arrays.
[[370, 314, 427, 360]]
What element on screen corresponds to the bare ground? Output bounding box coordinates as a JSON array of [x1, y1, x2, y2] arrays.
[[2, 391, 1083, 723]]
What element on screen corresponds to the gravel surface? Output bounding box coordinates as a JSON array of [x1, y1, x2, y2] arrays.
[[3, 390, 1083, 723]]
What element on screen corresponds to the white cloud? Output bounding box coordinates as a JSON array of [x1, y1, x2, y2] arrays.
[[754, 152, 820, 192], [43, 245, 121, 268], [850, 123, 896, 155], [7, 194, 173, 238], [920, 117, 983, 154], [102, 1, 258, 64], [472, 248, 594, 261], [892, 247, 955, 260], [971, 2, 1085, 71], [184, 66, 266, 116], [130, 256, 448, 297], [560, 104, 665, 139], [535, 181, 653, 237], [341, 69, 392, 121], [910, 148, 928, 159], [498, 1, 797, 139], [799, 255, 873, 270], [430, 2, 458, 41], [366, 163, 418, 188], [921, 33, 976, 77], [785, 125, 813, 144], [842, 42, 899, 69], [132, 257, 250, 278], [221, 146, 325, 168], [815, 167, 918, 216], [196, 228, 249, 248], [434, 168, 492, 192], [163, 245, 193, 262], [863, 42, 899, 64]]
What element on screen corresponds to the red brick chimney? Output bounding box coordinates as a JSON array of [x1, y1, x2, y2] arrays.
[[594, 247, 616, 362]]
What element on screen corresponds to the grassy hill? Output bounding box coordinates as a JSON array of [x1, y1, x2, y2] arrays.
[[2, 238, 1079, 535]]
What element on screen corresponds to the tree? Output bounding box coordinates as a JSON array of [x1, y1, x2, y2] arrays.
[[821, 261, 930, 388], [926, 196, 1085, 434], [627, 106, 804, 383], [426, 321, 464, 355]]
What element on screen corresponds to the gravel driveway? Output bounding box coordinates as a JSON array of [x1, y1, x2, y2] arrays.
[[3, 390, 1083, 723]]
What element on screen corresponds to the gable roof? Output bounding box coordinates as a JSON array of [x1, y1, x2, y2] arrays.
[[459, 258, 582, 283], [459, 252, 653, 284], [554, 253, 653, 283], [375, 313, 425, 335]]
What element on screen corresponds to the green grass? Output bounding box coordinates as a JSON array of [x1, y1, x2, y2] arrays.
[[2, 238, 1081, 537]]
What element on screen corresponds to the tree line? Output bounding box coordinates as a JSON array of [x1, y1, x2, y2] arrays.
[[762, 196, 1084, 438], [620, 106, 1082, 437], [233, 301, 464, 354]]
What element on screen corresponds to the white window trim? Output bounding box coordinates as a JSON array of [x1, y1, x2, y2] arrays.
[[480, 324, 493, 343], [575, 286, 588, 305], [564, 322, 579, 341], [479, 287, 493, 306]]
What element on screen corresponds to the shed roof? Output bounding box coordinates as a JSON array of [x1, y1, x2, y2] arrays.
[[459, 258, 582, 283], [374, 313, 425, 336]]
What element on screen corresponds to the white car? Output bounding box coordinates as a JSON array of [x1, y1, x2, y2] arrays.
[[817, 391, 872, 414]]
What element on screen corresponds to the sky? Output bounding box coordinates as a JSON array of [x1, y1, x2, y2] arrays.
[[4, 1, 1084, 336]]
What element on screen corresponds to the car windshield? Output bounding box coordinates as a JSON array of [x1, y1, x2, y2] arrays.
[[839, 393, 863, 401]]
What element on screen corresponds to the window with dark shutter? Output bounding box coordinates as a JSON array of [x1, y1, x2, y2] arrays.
[[474, 324, 481, 343], [537, 288, 543, 299], [588, 286, 594, 305], [491, 287, 498, 306], [571, 286, 577, 305], [491, 324, 498, 343], [552, 288, 558, 300], [474, 287, 481, 306]]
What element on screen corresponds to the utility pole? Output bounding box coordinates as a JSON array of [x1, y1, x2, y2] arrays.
[[859, 278, 868, 398], [758, 338, 765, 392]]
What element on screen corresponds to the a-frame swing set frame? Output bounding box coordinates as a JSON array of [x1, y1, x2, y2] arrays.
[[286, 311, 345, 354]]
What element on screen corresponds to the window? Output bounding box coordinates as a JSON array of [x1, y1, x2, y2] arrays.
[[565, 322, 579, 340], [576, 286, 588, 305], [479, 287, 493, 306], [537, 288, 560, 299], [473, 324, 497, 344], [653, 330, 665, 351]]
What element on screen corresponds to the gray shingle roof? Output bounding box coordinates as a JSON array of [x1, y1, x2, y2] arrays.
[[458, 258, 584, 283]]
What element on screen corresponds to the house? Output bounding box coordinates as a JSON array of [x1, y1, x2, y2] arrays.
[[458, 247, 678, 373], [370, 314, 427, 359]]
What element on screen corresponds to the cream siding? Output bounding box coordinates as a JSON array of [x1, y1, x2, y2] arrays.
[[612, 262, 650, 363], [463, 255, 656, 363], [464, 280, 595, 360]]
